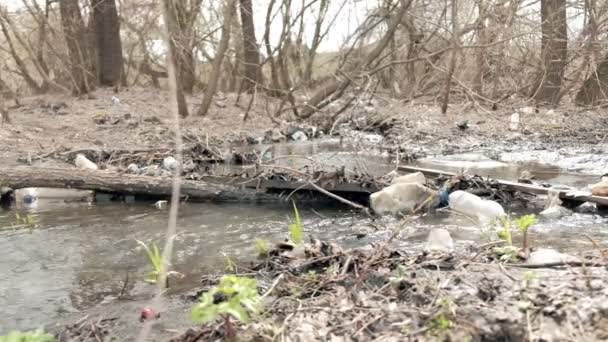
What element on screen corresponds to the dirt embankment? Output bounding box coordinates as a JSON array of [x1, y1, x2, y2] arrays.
[[1, 88, 607, 171]]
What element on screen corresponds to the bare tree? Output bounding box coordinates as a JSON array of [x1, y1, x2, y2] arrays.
[[197, 0, 237, 116], [300, 0, 412, 118], [576, 53, 608, 105], [239, 0, 263, 93], [532, 0, 567, 106], [92, 0, 124, 86], [59, 0, 96, 94], [441, 0, 459, 114], [303, 0, 329, 85], [163, 0, 189, 117], [173, 0, 202, 93]]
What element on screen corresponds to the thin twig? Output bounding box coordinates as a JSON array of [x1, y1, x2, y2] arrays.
[[306, 180, 372, 217]]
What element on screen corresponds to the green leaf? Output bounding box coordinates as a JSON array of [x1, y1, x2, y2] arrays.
[[289, 201, 303, 244], [515, 214, 537, 232], [0, 329, 56, 342], [254, 238, 270, 257], [497, 216, 512, 245], [191, 275, 262, 324], [136, 240, 164, 283]]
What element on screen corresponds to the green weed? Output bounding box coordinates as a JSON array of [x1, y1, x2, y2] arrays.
[[136, 240, 163, 284], [496, 215, 512, 245], [0, 329, 55, 342], [288, 201, 303, 244], [191, 275, 262, 324], [254, 238, 270, 257], [14, 212, 38, 228], [515, 214, 537, 254]]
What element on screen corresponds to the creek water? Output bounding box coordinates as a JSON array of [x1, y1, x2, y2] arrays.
[[1, 139, 607, 332]]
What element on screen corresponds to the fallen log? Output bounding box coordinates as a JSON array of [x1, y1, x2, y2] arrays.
[[200, 176, 380, 193], [397, 165, 608, 207], [0, 166, 279, 203]]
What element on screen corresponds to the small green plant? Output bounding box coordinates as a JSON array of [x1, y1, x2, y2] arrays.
[[0, 329, 56, 342], [254, 238, 270, 257], [325, 263, 339, 276], [191, 275, 263, 337], [522, 271, 539, 288], [496, 215, 512, 245], [428, 298, 456, 334], [515, 214, 537, 255], [493, 245, 519, 262], [136, 240, 163, 284], [429, 313, 453, 332], [304, 270, 318, 280], [223, 253, 236, 272], [389, 265, 408, 288], [288, 201, 303, 244]]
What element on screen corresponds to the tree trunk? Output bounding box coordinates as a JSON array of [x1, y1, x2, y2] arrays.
[[575, 53, 608, 106], [162, 0, 189, 117], [59, 0, 96, 95], [0, 166, 277, 202], [92, 0, 124, 86], [441, 0, 459, 114], [263, 0, 282, 97], [300, 0, 412, 119], [303, 0, 329, 85], [472, 0, 487, 96], [197, 0, 237, 116], [239, 0, 263, 93], [174, 1, 201, 93], [532, 0, 567, 106], [0, 9, 44, 93]]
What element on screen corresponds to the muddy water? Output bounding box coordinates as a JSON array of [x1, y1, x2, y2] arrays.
[[1, 140, 608, 333]]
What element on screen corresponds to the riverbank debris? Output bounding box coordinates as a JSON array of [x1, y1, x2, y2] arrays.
[[168, 238, 608, 341]]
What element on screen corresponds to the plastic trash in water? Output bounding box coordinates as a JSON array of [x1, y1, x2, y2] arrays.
[[154, 200, 167, 209], [448, 190, 505, 224], [370, 183, 438, 215], [391, 172, 426, 185], [539, 189, 572, 219], [426, 228, 454, 252]]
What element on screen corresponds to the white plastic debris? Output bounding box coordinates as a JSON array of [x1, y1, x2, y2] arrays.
[[509, 113, 520, 131], [426, 228, 454, 252], [154, 200, 168, 209], [364, 134, 383, 144], [75, 153, 98, 171], [111, 96, 120, 105], [539, 189, 572, 219], [291, 131, 308, 142], [527, 248, 579, 265], [16, 188, 38, 209], [521, 106, 534, 115], [162, 156, 178, 171], [391, 172, 426, 185], [448, 190, 505, 224], [127, 163, 140, 174], [370, 183, 438, 215]]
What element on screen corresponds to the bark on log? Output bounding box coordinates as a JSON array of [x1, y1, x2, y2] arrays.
[[0, 166, 278, 202]]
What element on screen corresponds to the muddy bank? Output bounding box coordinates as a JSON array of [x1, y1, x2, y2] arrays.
[[1, 88, 607, 173], [47, 237, 608, 341]]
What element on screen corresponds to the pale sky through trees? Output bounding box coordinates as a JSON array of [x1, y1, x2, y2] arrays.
[[4, 0, 377, 53]]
